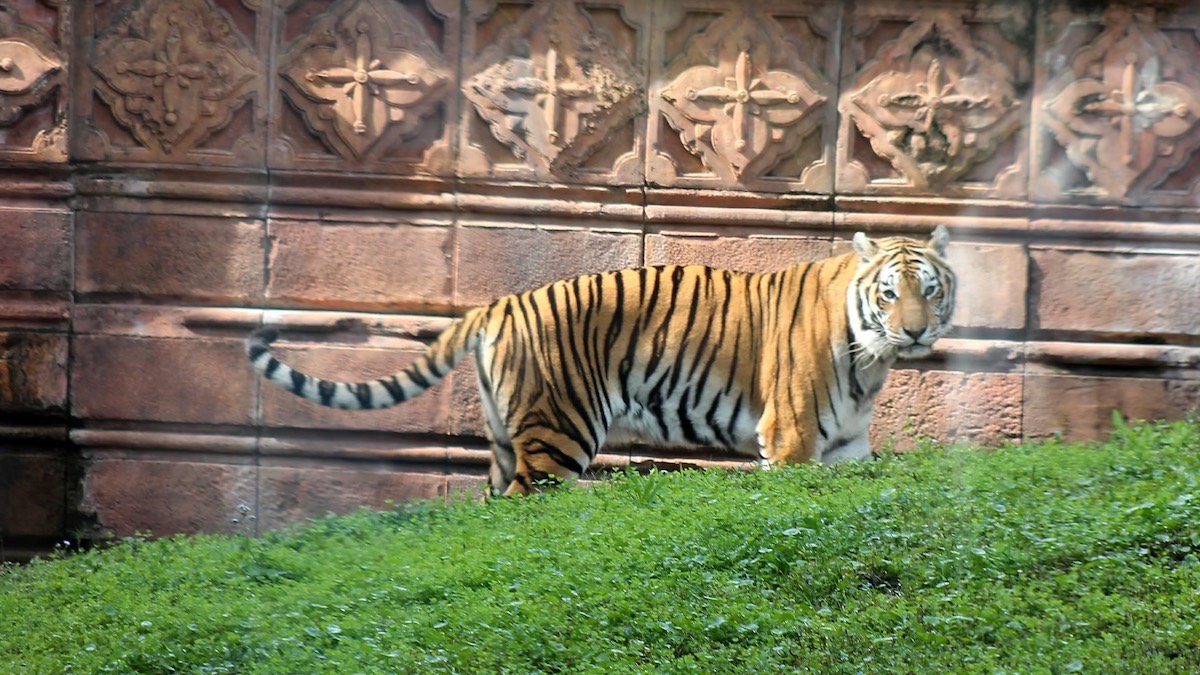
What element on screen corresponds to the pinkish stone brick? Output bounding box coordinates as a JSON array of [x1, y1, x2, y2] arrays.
[[0, 450, 66, 538], [0, 332, 67, 413], [455, 225, 641, 307], [0, 209, 71, 291], [266, 219, 453, 312], [75, 211, 265, 303], [81, 457, 257, 538], [1023, 374, 1200, 443], [259, 343, 450, 434], [445, 353, 486, 439], [870, 369, 1024, 451], [644, 232, 832, 272], [944, 243, 1027, 330], [256, 465, 447, 531], [1032, 249, 1200, 337], [72, 336, 255, 425]]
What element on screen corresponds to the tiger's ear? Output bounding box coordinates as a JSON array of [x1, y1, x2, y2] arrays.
[[927, 225, 949, 257], [852, 232, 879, 262]]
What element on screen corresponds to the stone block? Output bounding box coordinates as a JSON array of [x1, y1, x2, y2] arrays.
[[0, 209, 71, 291], [644, 232, 832, 272], [0, 332, 67, 413], [1023, 374, 1200, 443], [445, 354, 486, 439], [870, 369, 1024, 452], [0, 450, 65, 538], [256, 465, 447, 531], [266, 219, 453, 312], [1032, 248, 1200, 337], [945, 243, 1027, 331], [259, 343, 450, 434], [72, 336, 255, 425], [455, 225, 642, 306], [81, 457, 257, 538], [76, 212, 265, 304]]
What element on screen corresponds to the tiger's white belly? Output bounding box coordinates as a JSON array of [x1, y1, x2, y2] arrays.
[[602, 401, 762, 455]]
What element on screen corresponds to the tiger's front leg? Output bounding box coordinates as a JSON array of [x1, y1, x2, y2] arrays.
[[754, 399, 819, 466]]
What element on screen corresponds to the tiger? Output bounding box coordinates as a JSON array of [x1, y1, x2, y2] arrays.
[[247, 226, 956, 496]]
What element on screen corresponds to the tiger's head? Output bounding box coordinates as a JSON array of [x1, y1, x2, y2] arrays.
[[848, 225, 956, 362]]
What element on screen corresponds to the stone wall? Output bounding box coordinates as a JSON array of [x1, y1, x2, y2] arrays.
[[1, 0, 1198, 559]]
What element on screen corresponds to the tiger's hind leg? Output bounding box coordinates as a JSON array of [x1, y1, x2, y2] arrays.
[[502, 427, 596, 496]]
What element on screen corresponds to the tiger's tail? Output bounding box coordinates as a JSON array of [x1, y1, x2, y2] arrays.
[[246, 309, 487, 411]]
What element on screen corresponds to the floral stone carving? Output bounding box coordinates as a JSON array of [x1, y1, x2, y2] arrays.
[[841, 14, 1023, 191], [464, 0, 644, 178], [280, 0, 449, 161], [0, 7, 65, 126], [658, 10, 830, 184], [1041, 7, 1200, 200], [91, 0, 259, 155]]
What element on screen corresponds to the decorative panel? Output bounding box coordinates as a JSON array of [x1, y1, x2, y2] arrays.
[[73, 0, 267, 165], [0, 1, 68, 162], [458, 0, 649, 184], [272, 0, 458, 173], [648, 1, 838, 192], [837, 2, 1031, 197], [1034, 3, 1200, 206]]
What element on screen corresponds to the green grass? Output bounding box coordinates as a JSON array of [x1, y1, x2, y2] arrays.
[[3, 417, 1199, 673]]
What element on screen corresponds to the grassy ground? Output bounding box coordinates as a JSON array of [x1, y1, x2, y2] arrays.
[[2, 417, 1199, 673]]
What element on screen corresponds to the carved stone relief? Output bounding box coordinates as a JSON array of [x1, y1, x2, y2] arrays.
[[461, 0, 646, 182], [650, 4, 836, 191], [90, 0, 259, 157], [838, 8, 1029, 196], [278, 0, 450, 164], [0, 3, 67, 161], [1038, 6, 1200, 203]]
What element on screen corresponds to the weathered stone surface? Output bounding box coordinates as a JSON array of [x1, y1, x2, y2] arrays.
[[838, 2, 1031, 197], [0, 450, 65, 538], [870, 369, 1024, 452], [266, 219, 453, 312], [455, 225, 641, 307], [945, 243, 1027, 331], [0, 332, 66, 413], [1032, 248, 1200, 337], [1033, 4, 1200, 206], [76, 212, 265, 303], [459, 0, 647, 183], [259, 343, 450, 434], [644, 232, 831, 272], [256, 465, 447, 531], [0, 209, 71, 291], [72, 336, 254, 425], [1023, 374, 1200, 443], [81, 457, 256, 537], [445, 353, 485, 439]]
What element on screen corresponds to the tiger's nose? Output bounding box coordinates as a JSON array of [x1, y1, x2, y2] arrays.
[[903, 327, 925, 343]]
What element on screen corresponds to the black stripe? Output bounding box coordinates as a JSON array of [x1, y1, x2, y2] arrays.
[[354, 382, 373, 408], [290, 369, 307, 395], [380, 376, 405, 404], [727, 392, 744, 443], [407, 362, 432, 389], [318, 380, 336, 406], [248, 345, 268, 361], [525, 440, 585, 476], [705, 395, 730, 447], [676, 390, 704, 445], [263, 357, 281, 380]]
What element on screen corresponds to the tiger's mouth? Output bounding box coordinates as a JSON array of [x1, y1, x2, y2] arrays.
[[896, 344, 933, 359]]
